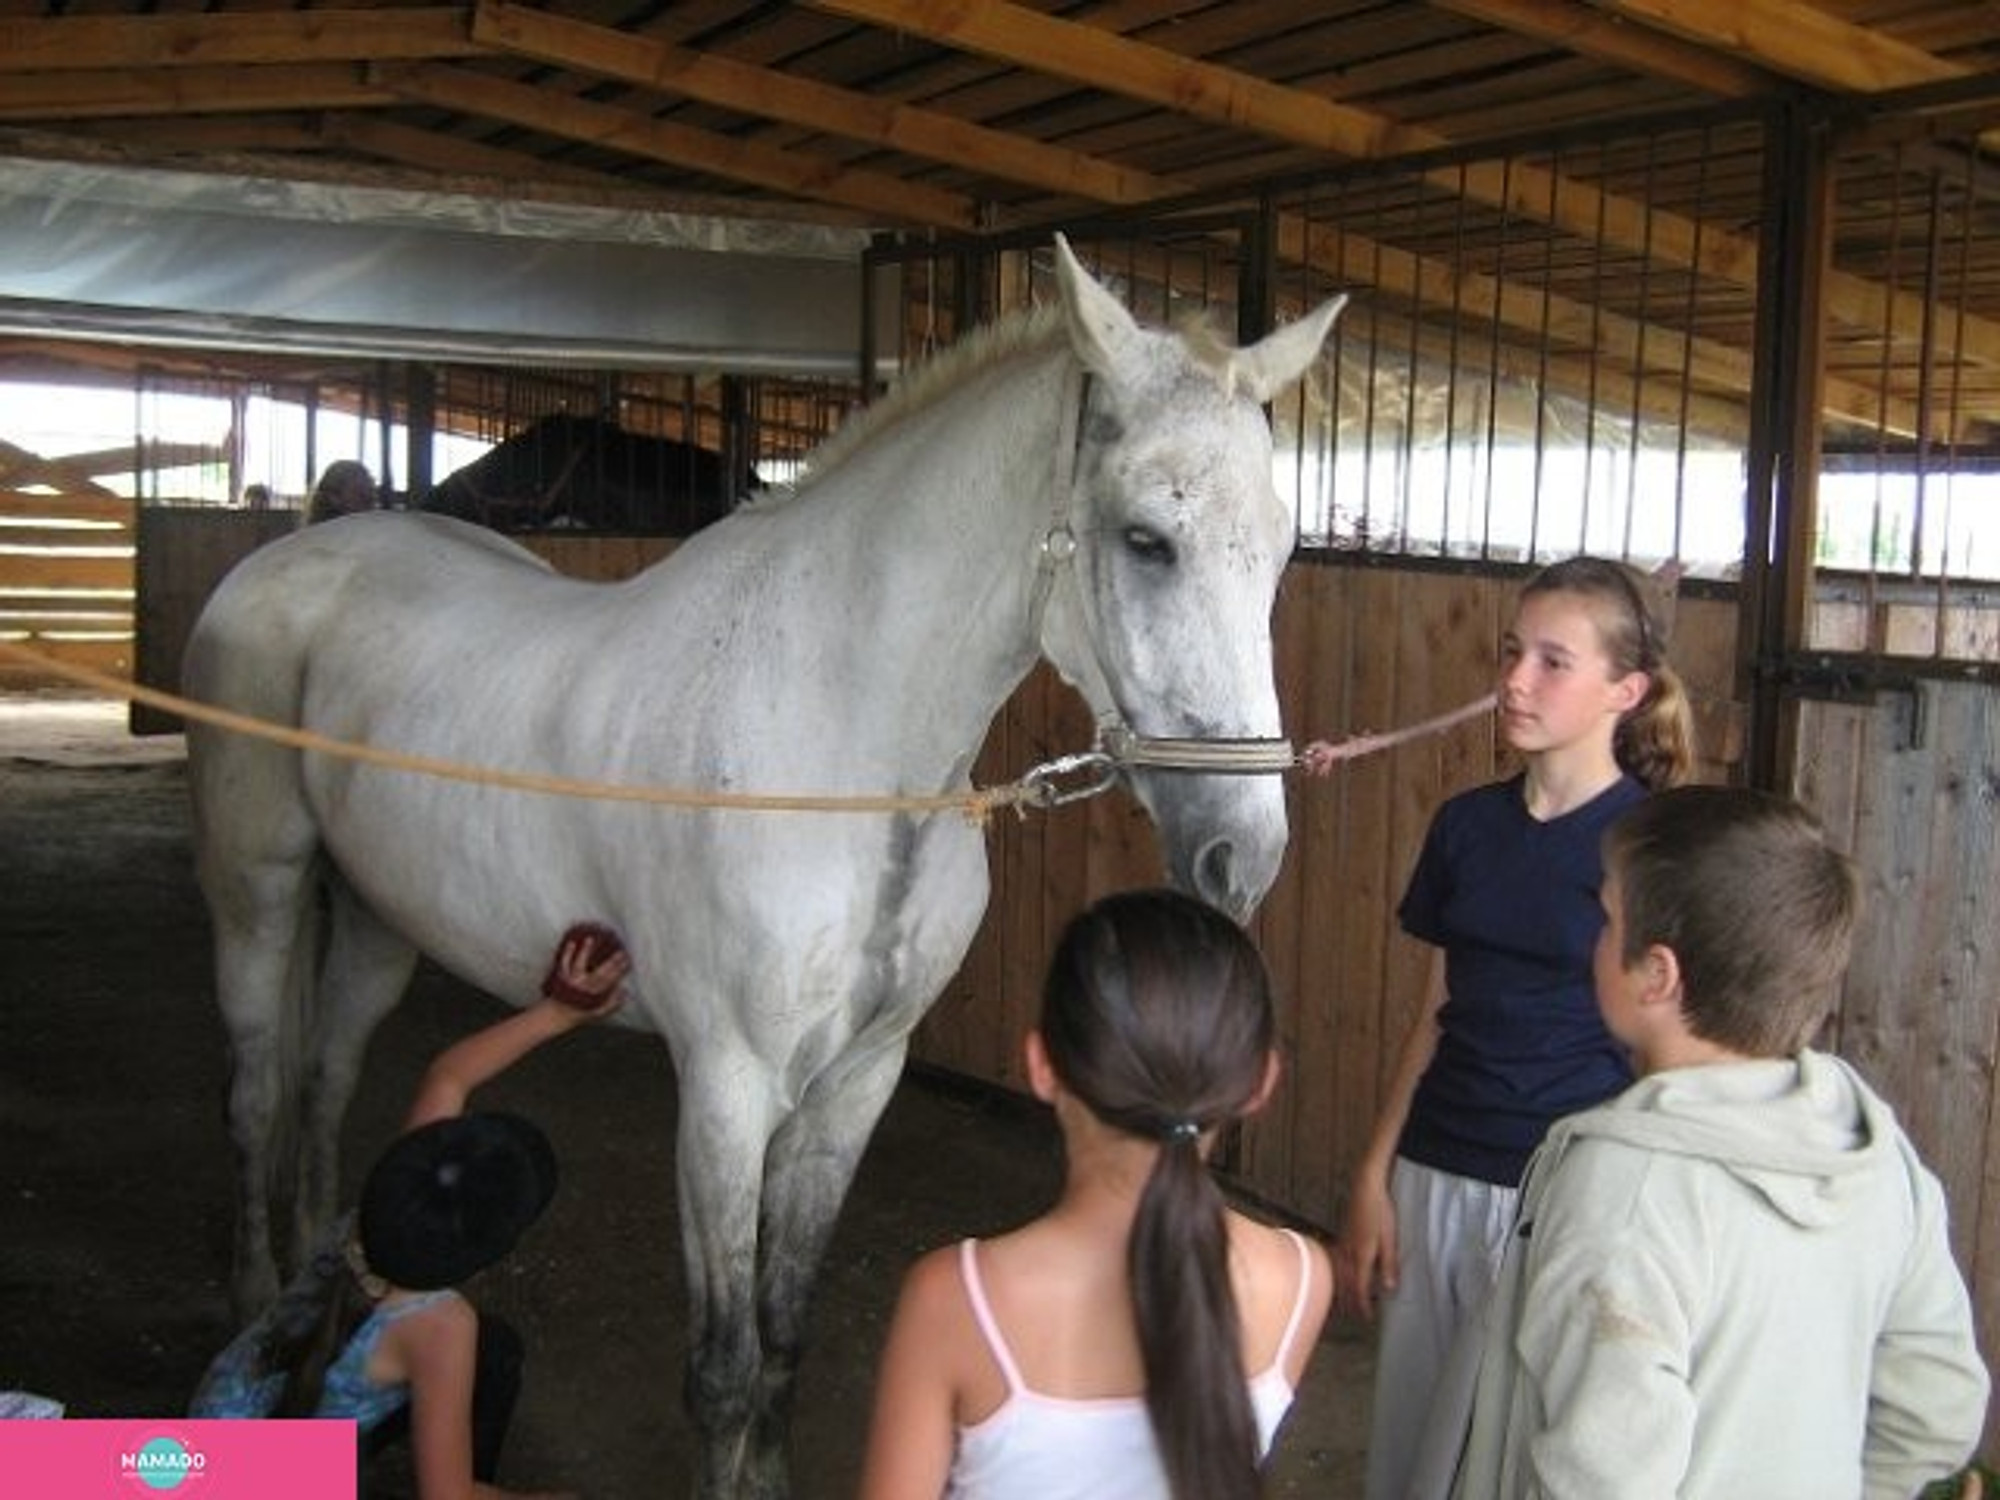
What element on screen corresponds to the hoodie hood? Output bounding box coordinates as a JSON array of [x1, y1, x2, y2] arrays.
[[1535, 1051, 1902, 1229]]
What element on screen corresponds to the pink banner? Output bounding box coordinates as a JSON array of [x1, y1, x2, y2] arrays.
[[0, 1419, 357, 1498]]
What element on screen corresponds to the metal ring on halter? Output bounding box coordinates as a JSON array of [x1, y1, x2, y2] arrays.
[[1097, 724, 1298, 775], [1018, 751, 1121, 808]]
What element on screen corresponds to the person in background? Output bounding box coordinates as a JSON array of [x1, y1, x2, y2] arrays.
[[1444, 786, 1988, 1498], [857, 888, 1333, 1500], [191, 925, 631, 1500], [1299, 555, 1697, 1500], [305, 459, 380, 524]]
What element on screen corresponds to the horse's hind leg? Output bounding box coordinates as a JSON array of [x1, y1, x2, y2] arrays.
[[741, 1033, 911, 1500], [202, 837, 323, 1320], [294, 878, 420, 1251]]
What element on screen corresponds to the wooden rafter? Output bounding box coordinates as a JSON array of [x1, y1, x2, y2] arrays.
[[321, 114, 648, 193], [1431, 0, 1787, 96], [0, 11, 480, 71], [470, 0, 1165, 207], [1597, 0, 1967, 92], [371, 62, 983, 231], [0, 64, 394, 121], [807, 0, 2000, 380]]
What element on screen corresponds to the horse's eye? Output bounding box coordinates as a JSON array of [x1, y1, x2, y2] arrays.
[[1123, 526, 1175, 566]]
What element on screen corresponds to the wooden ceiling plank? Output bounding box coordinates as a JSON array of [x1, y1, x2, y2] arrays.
[[469, 0, 1172, 204], [793, 8, 1719, 303], [323, 112, 645, 192], [1597, 0, 1966, 92], [63, 115, 330, 154], [804, 0, 1995, 396], [805, 0, 1443, 160], [806, 2, 1756, 293], [0, 10, 481, 72], [1431, 0, 1783, 97], [826, 1, 2000, 372], [0, 64, 393, 122], [374, 61, 982, 229]]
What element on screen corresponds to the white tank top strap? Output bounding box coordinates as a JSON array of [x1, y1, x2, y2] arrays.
[[1268, 1228, 1314, 1372], [956, 1237, 1028, 1397]]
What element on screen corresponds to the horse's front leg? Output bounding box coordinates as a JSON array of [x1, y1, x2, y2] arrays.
[[295, 881, 420, 1249], [741, 1031, 913, 1500], [675, 1059, 778, 1500]]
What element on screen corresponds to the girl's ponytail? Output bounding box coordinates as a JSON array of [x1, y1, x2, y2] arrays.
[[1618, 659, 1697, 791], [1130, 1129, 1259, 1500], [264, 1224, 379, 1417]]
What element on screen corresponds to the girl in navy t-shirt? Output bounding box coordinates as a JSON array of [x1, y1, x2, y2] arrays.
[[1301, 556, 1697, 1500]]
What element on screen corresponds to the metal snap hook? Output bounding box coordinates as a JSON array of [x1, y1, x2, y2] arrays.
[[1018, 750, 1119, 808]]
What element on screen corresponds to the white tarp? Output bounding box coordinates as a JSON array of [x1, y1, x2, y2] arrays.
[[0, 154, 894, 375]]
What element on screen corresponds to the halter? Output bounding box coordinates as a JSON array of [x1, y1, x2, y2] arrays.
[[1023, 360, 1298, 806]]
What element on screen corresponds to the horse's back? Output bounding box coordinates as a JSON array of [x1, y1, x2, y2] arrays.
[[186, 512, 570, 705], [195, 511, 554, 629]]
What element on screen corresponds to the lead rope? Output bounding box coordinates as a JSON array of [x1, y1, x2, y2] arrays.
[[0, 648, 1495, 827], [0, 640, 1036, 824]]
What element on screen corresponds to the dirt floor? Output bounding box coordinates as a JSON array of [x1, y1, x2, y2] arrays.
[[0, 691, 1372, 1498]]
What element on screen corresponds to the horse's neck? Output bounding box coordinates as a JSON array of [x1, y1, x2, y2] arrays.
[[785, 346, 1077, 762]]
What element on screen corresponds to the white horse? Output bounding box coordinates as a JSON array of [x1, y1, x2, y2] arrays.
[[183, 237, 1343, 1498]]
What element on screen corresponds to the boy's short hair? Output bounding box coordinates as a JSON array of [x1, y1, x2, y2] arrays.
[[1604, 786, 1859, 1056]]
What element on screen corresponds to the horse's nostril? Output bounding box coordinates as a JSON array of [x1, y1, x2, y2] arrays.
[[1194, 839, 1246, 920]]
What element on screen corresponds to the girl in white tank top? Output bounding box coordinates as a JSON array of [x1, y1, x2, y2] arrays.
[[858, 890, 1335, 1500]]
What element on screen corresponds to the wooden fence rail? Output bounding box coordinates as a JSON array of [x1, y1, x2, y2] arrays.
[[0, 490, 137, 685]]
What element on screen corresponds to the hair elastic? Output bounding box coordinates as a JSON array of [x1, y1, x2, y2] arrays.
[[1164, 1119, 1201, 1145]]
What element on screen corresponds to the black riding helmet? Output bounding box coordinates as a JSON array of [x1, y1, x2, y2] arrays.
[[358, 1112, 557, 1291]]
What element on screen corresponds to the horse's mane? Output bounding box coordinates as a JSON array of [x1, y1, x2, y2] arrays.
[[742, 297, 1263, 512], [786, 305, 1068, 495]]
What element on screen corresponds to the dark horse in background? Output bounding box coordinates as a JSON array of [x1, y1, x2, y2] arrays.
[[418, 413, 746, 534]]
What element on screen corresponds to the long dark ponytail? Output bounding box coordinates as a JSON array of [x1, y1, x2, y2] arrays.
[[1039, 889, 1278, 1500]]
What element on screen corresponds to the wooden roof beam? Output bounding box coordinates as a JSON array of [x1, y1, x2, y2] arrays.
[[1595, 0, 1966, 93], [807, 0, 1438, 161], [470, 0, 1169, 206], [61, 115, 331, 156], [0, 65, 393, 122], [448, 3, 1969, 427], [372, 62, 983, 230], [809, 0, 2000, 377], [0, 11, 481, 72], [320, 114, 648, 194], [1430, 0, 1786, 97]]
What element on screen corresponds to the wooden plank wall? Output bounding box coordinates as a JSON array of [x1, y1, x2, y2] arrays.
[[0, 490, 138, 686], [1794, 685, 2000, 1429], [914, 560, 1745, 1233], [131, 507, 302, 730]]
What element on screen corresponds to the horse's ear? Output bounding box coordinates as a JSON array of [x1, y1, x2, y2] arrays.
[[1229, 294, 1348, 405], [1055, 233, 1142, 378]]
